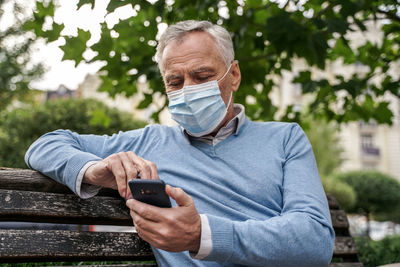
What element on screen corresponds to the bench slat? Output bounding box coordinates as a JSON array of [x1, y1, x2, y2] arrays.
[[0, 189, 349, 229], [0, 230, 359, 263], [0, 169, 342, 208], [329, 264, 364, 267], [0, 230, 154, 262], [0, 168, 118, 196], [330, 209, 349, 229], [327, 194, 341, 209], [0, 168, 71, 194], [333, 236, 359, 256], [0, 189, 131, 226]]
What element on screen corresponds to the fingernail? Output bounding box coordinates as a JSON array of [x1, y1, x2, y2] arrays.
[[122, 191, 126, 198]]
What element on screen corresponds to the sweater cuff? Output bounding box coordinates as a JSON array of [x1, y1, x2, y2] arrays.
[[201, 214, 234, 262], [190, 214, 212, 259], [76, 161, 102, 199], [63, 152, 102, 196]]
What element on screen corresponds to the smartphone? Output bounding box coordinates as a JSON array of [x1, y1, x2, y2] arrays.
[[128, 179, 172, 208]]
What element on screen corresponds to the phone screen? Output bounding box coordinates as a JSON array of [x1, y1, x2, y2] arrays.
[[128, 179, 172, 208]]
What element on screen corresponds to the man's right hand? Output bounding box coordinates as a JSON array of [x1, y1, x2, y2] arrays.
[[83, 151, 159, 198]]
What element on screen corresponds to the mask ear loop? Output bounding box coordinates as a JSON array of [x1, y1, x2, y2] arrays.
[[217, 62, 233, 83], [225, 91, 233, 109], [218, 62, 234, 109]]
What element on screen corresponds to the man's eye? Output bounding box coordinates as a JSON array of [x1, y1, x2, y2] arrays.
[[197, 75, 212, 81], [168, 81, 182, 87]]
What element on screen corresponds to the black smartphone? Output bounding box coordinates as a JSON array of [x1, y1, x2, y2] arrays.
[[128, 179, 172, 208]]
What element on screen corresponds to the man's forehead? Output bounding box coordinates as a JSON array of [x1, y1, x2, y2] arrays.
[[161, 32, 223, 72]]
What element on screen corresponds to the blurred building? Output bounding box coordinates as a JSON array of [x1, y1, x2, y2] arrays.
[[45, 84, 77, 100], [76, 74, 174, 125], [275, 52, 400, 183]]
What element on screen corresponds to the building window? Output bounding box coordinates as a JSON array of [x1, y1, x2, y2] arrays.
[[361, 134, 373, 148], [361, 133, 380, 157]]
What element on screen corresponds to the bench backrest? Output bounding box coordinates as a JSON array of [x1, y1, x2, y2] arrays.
[[0, 168, 362, 266]]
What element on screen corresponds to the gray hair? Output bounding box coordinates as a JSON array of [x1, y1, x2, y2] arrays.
[[156, 20, 234, 73]]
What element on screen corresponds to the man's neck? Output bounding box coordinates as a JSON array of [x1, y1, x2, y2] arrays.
[[209, 104, 236, 137]]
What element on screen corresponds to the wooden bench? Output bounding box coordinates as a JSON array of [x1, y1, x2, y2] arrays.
[[0, 168, 363, 266]]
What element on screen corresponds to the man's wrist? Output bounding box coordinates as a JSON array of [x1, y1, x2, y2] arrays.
[[189, 214, 202, 253], [82, 162, 97, 185]]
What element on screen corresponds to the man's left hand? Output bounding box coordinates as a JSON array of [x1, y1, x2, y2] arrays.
[[126, 185, 201, 253]]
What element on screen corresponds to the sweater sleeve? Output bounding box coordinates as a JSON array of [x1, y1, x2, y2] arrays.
[[202, 124, 335, 266], [24, 128, 145, 195]]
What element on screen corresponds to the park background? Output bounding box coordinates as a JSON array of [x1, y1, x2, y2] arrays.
[[1, 0, 400, 266]]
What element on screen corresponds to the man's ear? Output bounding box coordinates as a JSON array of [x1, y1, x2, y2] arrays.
[[230, 60, 241, 92]]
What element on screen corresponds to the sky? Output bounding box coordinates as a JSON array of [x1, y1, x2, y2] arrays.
[[7, 0, 141, 91], [32, 0, 136, 91]]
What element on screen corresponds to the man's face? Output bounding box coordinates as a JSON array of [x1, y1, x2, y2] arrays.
[[161, 31, 232, 104]]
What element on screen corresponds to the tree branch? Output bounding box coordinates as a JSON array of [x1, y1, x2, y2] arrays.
[[377, 8, 400, 23]]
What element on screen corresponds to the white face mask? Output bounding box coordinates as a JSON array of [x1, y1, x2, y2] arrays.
[[167, 64, 233, 137]]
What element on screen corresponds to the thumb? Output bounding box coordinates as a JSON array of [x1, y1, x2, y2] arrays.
[[166, 185, 192, 207]]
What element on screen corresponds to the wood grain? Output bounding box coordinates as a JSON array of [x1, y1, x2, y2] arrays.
[[0, 168, 119, 197], [0, 230, 154, 262], [0, 189, 131, 225], [333, 236, 359, 256]]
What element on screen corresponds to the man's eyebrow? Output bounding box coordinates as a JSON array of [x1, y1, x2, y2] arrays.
[[191, 67, 216, 74]]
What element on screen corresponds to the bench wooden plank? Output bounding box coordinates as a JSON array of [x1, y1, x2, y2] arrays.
[[0, 168, 117, 196], [0, 169, 343, 208], [333, 236, 358, 256], [331, 209, 349, 229], [329, 264, 364, 267], [0, 189, 131, 225], [327, 194, 341, 209], [0, 188, 350, 229], [0, 230, 154, 263]]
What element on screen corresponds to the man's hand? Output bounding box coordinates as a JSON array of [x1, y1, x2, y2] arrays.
[[126, 185, 201, 253], [83, 151, 159, 198]]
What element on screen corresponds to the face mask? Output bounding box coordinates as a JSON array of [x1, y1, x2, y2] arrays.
[[167, 64, 233, 137]]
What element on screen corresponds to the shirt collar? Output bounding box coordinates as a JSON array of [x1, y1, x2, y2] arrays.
[[182, 103, 246, 142]]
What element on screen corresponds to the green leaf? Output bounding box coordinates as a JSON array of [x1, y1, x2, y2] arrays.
[[106, 1, 131, 13], [77, 0, 95, 10], [42, 22, 65, 42], [374, 102, 393, 124], [326, 18, 348, 34], [60, 29, 91, 66], [137, 93, 153, 109], [245, 0, 264, 9]]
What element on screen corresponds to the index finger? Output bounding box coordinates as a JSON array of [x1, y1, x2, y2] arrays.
[[126, 199, 168, 222]]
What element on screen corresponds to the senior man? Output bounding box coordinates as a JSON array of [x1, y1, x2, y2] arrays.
[[25, 20, 334, 266]]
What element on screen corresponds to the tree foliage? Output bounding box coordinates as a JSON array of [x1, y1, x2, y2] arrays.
[[23, 0, 400, 124], [301, 117, 356, 210], [303, 118, 343, 178], [355, 235, 400, 267], [334, 171, 400, 218], [321, 177, 356, 211], [0, 98, 146, 168], [0, 0, 44, 111], [334, 171, 400, 237]]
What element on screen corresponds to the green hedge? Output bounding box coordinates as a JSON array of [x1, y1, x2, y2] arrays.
[[0, 98, 147, 168], [356, 235, 400, 266]]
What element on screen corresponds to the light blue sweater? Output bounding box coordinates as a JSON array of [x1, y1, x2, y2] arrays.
[[25, 118, 334, 266]]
